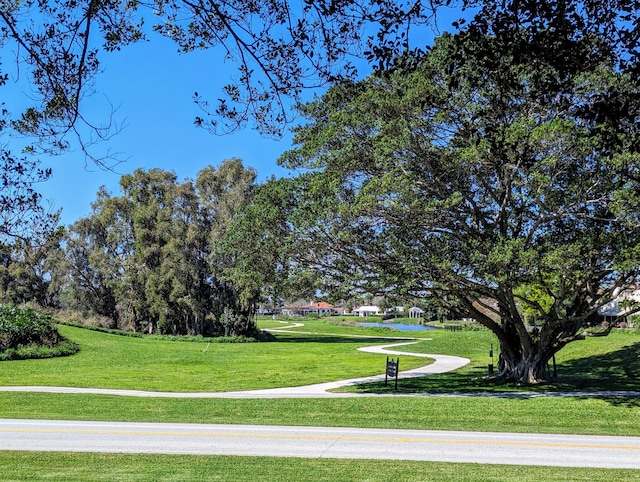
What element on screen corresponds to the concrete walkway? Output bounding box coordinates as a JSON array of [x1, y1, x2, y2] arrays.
[[0, 321, 471, 398], [2, 321, 639, 399]]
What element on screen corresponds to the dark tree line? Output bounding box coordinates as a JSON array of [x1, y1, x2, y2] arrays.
[[1, 159, 261, 337]]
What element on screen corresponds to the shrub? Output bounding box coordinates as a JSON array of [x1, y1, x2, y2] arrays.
[[0, 306, 79, 360], [0, 339, 80, 361]]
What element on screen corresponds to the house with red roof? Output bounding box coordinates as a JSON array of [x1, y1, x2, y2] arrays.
[[301, 302, 335, 316]]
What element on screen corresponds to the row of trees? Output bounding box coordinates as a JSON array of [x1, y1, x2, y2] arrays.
[[1, 159, 262, 337]]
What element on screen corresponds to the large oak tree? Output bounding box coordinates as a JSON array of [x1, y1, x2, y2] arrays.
[[278, 28, 640, 383]]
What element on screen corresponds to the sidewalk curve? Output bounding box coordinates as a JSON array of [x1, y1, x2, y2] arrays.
[[1, 324, 470, 398], [4, 322, 637, 399]]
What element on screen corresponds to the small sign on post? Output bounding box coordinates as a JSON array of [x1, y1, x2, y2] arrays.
[[488, 343, 495, 375], [385, 356, 399, 390]]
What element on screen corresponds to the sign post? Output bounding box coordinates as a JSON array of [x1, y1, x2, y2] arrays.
[[385, 356, 399, 390], [488, 343, 494, 375]]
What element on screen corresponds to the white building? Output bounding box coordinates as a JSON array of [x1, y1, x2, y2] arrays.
[[597, 287, 640, 325], [352, 305, 381, 317], [408, 307, 424, 319]]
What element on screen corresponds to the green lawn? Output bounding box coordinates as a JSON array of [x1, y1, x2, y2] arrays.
[[0, 323, 430, 391], [1, 322, 638, 436], [1, 319, 639, 480], [2, 452, 637, 481], [1, 391, 638, 435]]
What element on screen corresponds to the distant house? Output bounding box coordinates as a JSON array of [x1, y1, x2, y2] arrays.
[[301, 302, 335, 316], [408, 307, 424, 319], [597, 287, 640, 326], [352, 305, 381, 317], [598, 299, 620, 322], [281, 306, 300, 316], [385, 306, 405, 314]]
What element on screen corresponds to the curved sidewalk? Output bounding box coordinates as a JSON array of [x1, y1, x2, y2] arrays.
[[0, 340, 470, 398], [2, 322, 638, 399]]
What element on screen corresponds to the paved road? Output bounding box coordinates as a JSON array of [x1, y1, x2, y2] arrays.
[[2, 419, 640, 469]]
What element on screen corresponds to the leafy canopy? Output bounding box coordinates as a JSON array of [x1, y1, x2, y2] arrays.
[[277, 25, 640, 382]]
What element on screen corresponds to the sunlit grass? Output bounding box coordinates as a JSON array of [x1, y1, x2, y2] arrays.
[[1, 391, 639, 436], [1, 320, 638, 439], [1, 320, 638, 396], [0, 324, 430, 392], [2, 451, 636, 482]]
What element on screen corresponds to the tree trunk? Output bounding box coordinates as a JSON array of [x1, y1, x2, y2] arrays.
[[489, 305, 557, 384], [498, 347, 552, 384]]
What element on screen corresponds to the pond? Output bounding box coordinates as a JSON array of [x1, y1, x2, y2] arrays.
[[356, 322, 437, 331]]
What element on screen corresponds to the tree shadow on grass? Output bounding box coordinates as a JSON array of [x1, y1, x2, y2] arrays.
[[597, 395, 640, 408], [344, 365, 512, 395], [342, 342, 640, 407], [552, 341, 640, 407], [556, 341, 640, 390]]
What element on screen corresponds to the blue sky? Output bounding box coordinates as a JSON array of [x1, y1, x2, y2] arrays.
[[12, 35, 300, 226], [6, 9, 464, 227]]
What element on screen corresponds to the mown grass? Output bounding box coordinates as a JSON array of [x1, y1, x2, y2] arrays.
[[0, 320, 638, 405], [0, 322, 637, 437], [0, 323, 430, 391], [1, 391, 639, 435], [1, 320, 639, 480], [2, 452, 638, 482]]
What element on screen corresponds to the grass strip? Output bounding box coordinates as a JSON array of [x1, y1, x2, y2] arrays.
[[1, 451, 638, 481], [1, 392, 639, 436]]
